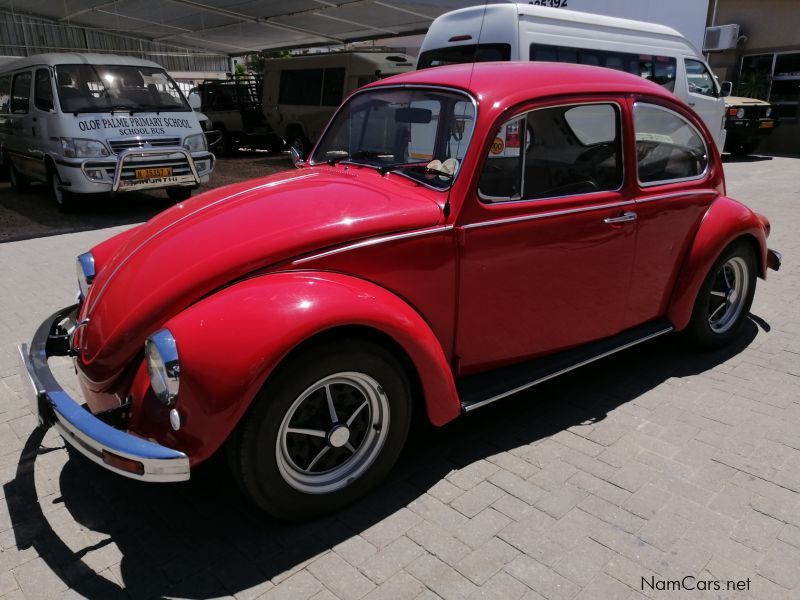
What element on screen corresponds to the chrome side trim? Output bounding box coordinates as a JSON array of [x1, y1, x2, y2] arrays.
[[292, 225, 455, 266], [86, 172, 320, 314], [462, 199, 636, 230], [635, 189, 718, 204], [462, 326, 673, 412]]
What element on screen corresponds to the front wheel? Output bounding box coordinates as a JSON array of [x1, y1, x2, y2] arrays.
[[231, 340, 412, 519], [684, 240, 757, 349], [50, 167, 77, 212]]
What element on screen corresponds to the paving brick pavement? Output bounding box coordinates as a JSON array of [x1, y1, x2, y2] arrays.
[[0, 155, 798, 599]]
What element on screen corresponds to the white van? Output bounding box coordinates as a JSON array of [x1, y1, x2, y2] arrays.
[[0, 53, 214, 210], [262, 51, 414, 157], [418, 3, 727, 150]]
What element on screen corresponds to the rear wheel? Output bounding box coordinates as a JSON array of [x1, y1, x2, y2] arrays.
[[230, 339, 412, 519], [166, 187, 192, 202], [684, 240, 757, 349], [8, 159, 30, 192]]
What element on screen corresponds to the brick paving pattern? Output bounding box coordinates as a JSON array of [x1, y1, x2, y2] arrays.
[[0, 156, 798, 599]]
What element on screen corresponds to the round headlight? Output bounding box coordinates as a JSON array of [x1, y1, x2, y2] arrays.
[[765, 107, 772, 118], [145, 329, 180, 406], [736, 108, 745, 119]]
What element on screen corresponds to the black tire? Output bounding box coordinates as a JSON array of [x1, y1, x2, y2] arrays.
[[220, 131, 237, 156], [684, 240, 757, 349], [230, 339, 412, 519], [166, 187, 192, 202], [8, 159, 30, 192], [288, 131, 310, 159], [49, 165, 77, 212]]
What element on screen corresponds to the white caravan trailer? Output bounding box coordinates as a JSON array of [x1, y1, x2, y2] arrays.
[[262, 51, 414, 157], [0, 53, 214, 210], [418, 3, 727, 150]]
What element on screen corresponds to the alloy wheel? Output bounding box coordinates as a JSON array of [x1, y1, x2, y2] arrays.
[[708, 256, 749, 334]]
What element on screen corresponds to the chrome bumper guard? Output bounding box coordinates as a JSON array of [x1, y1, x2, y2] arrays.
[[17, 305, 190, 482], [768, 248, 782, 272], [97, 146, 204, 193]]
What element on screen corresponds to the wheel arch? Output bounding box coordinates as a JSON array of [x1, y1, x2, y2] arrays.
[[667, 196, 768, 331], [142, 271, 460, 466]]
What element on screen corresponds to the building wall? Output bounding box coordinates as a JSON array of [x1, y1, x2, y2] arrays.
[[707, 0, 800, 155]]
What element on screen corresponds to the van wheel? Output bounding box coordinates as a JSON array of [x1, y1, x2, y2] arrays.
[[288, 133, 310, 159], [166, 188, 192, 202], [230, 339, 412, 519], [8, 160, 30, 192], [49, 167, 76, 212]]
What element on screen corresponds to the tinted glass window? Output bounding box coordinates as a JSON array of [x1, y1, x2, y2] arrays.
[[0, 75, 10, 114], [11, 72, 31, 114], [34, 68, 54, 111], [685, 59, 718, 97], [480, 103, 622, 201], [321, 68, 345, 106], [417, 44, 511, 69], [279, 68, 323, 105], [530, 43, 676, 91], [634, 103, 708, 185]]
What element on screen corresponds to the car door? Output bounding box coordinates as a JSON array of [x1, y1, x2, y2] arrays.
[[627, 99, 718, 324], [455, 98, 638, 373], [30, 67, 55, 181], [683, 58, 726, 149]]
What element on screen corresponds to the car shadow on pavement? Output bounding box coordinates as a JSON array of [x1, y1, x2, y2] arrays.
[[4, 318, 761, 599], [721, 154, 774, 164], [0, 183, 174, 244]]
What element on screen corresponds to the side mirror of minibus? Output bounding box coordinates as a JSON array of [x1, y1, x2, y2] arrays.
[[720, 81, 733, 97], [188, 92, 202, 111]]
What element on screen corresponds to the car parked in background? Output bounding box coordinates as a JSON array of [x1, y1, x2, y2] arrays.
[[723, 95, 778, 156], [188, 75, 281, 155], [20, 62, 780, 519], [262, 51, 414, 157], [0, 53, 214, 210]]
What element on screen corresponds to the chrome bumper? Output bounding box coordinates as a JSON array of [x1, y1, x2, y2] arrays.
[[17, 305, 190, 482]]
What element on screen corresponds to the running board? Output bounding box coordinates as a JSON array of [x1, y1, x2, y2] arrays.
[[459, 320, 673, 412]]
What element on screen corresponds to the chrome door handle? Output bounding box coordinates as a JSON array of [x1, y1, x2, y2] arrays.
[[604, 211, 637, 224]]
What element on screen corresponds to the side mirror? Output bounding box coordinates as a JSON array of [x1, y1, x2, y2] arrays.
[[720, 81, 733, 97], [188, 92, 202, 111], [290, 146, 306, 168]]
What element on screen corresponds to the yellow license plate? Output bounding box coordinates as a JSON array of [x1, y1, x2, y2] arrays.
[[760, 121, 775, 128], [135, 167, 172, 179]]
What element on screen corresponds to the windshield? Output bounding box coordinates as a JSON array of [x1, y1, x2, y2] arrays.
[[311, 88, 476, 189], [55, 64, 189, 114]]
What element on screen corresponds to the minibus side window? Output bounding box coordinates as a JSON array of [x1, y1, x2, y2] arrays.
[[0, 76, 10, 114], [11, 72, 31, 114], [34, 69, 54, 112]]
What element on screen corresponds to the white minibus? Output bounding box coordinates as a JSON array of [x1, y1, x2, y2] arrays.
[[0, 53, 214, 210], [418, 3, 727, 150]]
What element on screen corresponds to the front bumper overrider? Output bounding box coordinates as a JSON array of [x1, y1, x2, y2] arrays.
[[17, 305, 190, 482]]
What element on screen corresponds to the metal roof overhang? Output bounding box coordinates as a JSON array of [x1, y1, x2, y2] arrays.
[[0, 0, 481, 55]]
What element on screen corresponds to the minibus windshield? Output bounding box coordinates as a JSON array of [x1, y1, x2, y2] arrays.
[[55, 64, 189, 114]]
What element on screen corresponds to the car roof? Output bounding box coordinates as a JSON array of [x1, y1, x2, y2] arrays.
[[367, 62, 677, 105], [1, 53, 166, 72]]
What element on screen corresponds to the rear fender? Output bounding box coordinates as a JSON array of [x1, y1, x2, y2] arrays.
[[131, 271, 460, 465], [667, 196, 767, 331]]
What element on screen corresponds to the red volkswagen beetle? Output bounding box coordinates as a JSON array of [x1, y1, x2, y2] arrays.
[[19, 63, 781, 518]]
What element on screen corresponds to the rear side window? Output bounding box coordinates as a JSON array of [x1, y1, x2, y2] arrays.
[[418, 44, 511, 69], [34, 68, 54, 111], [321, 68, 345, 106], [479, 102, 623, 202], [0, 75, 10, 114], [634, 103, 708, 185], [11, 72, 31, 114], [279, 68, 323, 105]]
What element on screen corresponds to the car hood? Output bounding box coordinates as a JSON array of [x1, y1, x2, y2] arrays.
[[79, 166, 443, 384]]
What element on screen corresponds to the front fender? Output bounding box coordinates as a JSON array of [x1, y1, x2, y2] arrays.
[[667, 196, 767, 331], [131, 271, 460, 465]]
